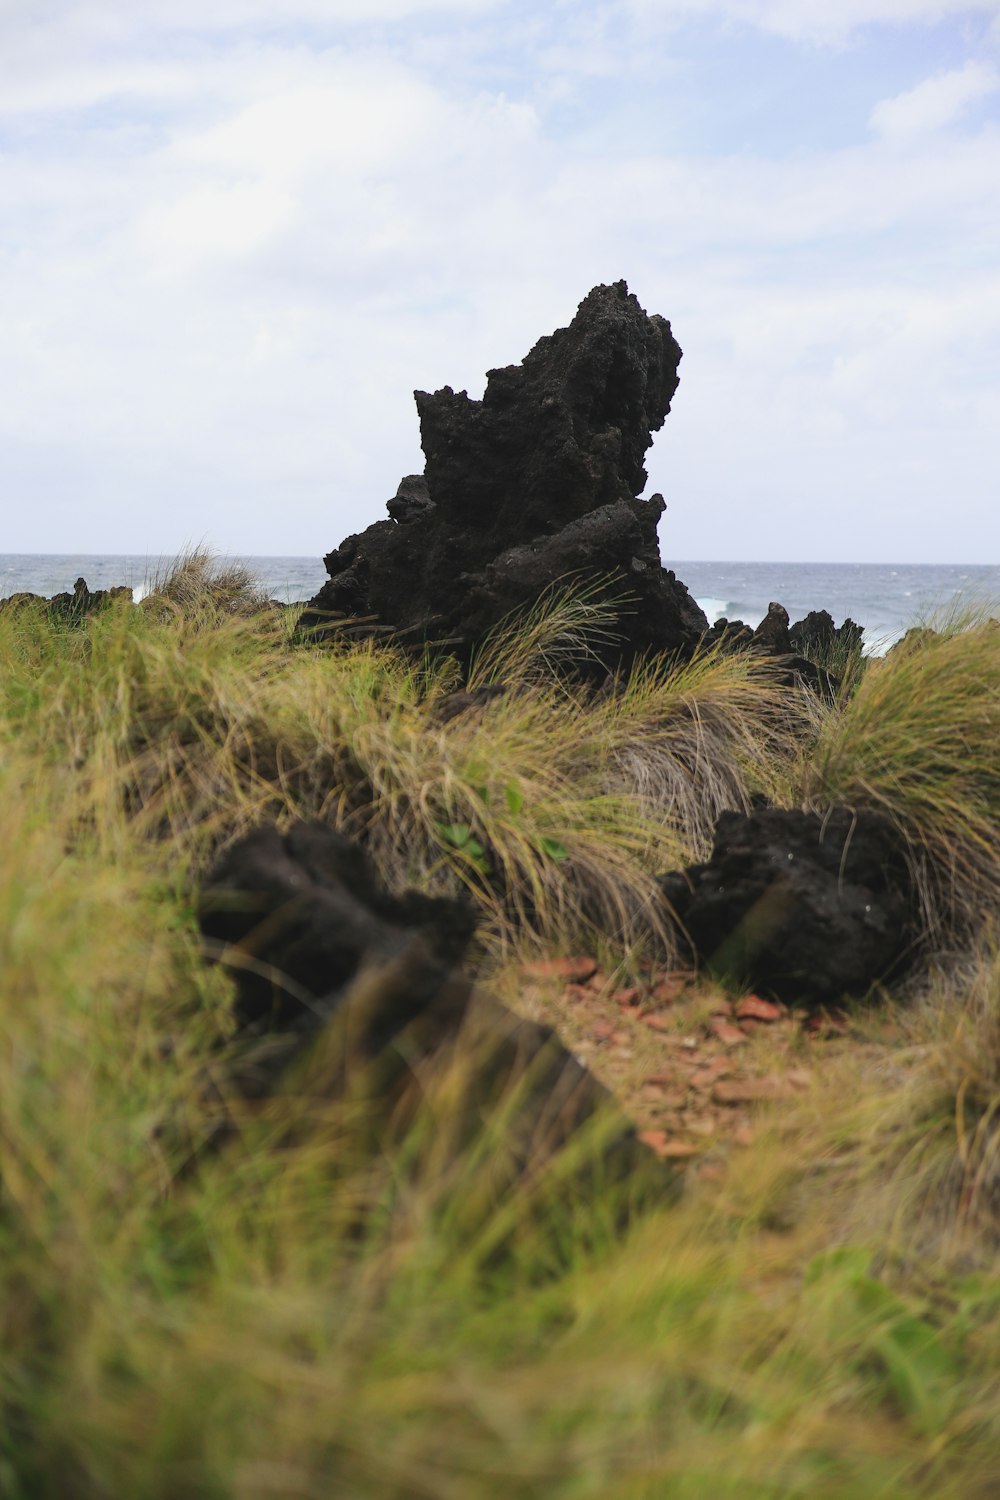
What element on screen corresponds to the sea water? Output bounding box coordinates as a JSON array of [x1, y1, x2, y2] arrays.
[[672, 560, 1000, 653], [2, 553, 998, 655]]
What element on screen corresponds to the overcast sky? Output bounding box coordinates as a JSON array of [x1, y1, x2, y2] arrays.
[[2, 1, 998, 563]]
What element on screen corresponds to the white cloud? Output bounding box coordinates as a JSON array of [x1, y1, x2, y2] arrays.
[[138, 180, 296, 273], [0, 3, 998, 561], [871, 59, 1000, 136], [624, 0, 1000, 44], [173, 71, 452, 179]]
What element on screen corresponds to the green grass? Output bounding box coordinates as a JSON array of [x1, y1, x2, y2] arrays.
[[4, 558, 1000, 1496], [804, 610, 1000, 944]]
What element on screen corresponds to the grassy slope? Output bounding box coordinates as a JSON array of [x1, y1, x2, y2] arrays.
[[3, 572, 1000, 1498]]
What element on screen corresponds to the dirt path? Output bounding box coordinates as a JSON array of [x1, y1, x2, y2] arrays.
[[512, 956, 900, 1173]]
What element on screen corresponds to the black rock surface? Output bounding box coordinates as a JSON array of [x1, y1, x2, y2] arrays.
[[301, 281, 708, 672], [198, 823, 652, 1179], [0, 576, 132, 619], [199, 822, 477, 1038], [659, 806, 918, 1005]]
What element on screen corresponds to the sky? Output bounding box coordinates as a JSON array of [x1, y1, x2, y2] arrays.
[[1, 1, 999, 564]]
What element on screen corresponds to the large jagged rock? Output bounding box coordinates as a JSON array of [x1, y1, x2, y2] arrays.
[[198, 824, 653, 1180], [658, 807, 918, 1006], [301, 281, 708, 671]]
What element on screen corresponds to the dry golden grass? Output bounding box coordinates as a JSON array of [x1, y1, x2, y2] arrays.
[[804, 612, 1000, 946], [0, 580, 802, 963], [4, 568, 1000, 1497]]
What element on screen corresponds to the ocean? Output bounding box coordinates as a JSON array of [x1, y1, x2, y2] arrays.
[[3, 553, 998, 655]]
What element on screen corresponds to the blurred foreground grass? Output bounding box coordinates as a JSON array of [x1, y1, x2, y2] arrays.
[[4, 560, 1000, 1497]]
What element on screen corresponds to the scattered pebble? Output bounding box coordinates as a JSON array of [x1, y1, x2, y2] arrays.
[[520, 957, 858, 1168], [736, 994, 784, 1022], [637, 1131, 700, 1159], [690, 1060, 731, 1090], [711, 1018, 748, 1047], [523, 955, 597, 981]]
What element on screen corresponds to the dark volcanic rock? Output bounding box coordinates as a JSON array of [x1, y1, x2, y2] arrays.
[[752, 601, 792, 655], [198, 824, 650, 1177], [658, 807, 918, 1005], [301, 281, 708, 672], [0, 576, 132, 620], [385, 473, 433, 525], [703, 617, 754, 650], [703, 601, 862, 699], [789, 609, 863, 660], [199, 822, 477, 1037]]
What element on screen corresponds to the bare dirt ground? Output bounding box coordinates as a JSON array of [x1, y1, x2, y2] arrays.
[[512, 956, 902, 1178]]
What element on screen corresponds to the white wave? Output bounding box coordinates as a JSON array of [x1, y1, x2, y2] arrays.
[[695, 595, 730, 623]]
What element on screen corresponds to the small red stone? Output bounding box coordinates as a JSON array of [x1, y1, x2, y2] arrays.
[[710, 1018, 748, 1047], [522, 956, 597, 982], [736, 994, 784, 1022], [638, 1131, 700, 1159]]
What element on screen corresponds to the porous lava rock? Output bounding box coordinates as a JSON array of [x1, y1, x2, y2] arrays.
[[704, 599, 862, 699], [752, 601, 793, 655], [788, 609, 863, 660], [300, 281, 708, 672], [0, 576, 132, 619], [658, 807, 918, 1006], [198, 823, 650, 1176], [199, 822, 477, 1038]]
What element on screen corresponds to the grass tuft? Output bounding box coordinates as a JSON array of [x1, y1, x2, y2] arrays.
[[804, 610, 1000, 944], [141, 545, 272, 617]]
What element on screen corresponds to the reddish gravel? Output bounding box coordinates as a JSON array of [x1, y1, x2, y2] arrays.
[[516, 956, 858, 1163]]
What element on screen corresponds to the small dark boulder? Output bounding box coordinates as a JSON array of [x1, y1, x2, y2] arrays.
[[385, 473, 434, 525], [198, 823, 652, 1180], [703, 616, 754, 650], [788, 609, 863, 661], [752, 601, 792, 655], [658, 806, 918, 1006], [746, 601, 842, 698], [199, 822, 476, 1037]]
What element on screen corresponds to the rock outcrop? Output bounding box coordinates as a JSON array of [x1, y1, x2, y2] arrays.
[[788, 609, 863, 660], [301, 281, 708, 672], [658, 807, 918, 1006], [0, 576, 132, 619]]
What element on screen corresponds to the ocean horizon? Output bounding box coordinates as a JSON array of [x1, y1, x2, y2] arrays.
[[3, 552, 998, 655]]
